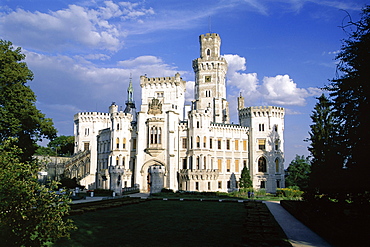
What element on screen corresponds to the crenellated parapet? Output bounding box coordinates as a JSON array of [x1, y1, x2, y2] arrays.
[[140, 72, 185, 88], [239, 106, 285, 119]]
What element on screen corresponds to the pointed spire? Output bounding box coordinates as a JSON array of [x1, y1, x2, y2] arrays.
[[127, 73, 134, 103]]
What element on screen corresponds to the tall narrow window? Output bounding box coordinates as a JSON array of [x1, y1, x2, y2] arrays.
[[123, 138, 126, 149], [226, 139, 230, 150], [122, 158, 125, 168], [275, 158, 279, 173], [227, 160, 231, 172], [116, 138, 119, 149], [235, 140, 239, 150], [204, 156, 207, 169], [132, 138, 137, 150], [243, 140, 247, 151], [182, 138, 187, 149], [206, 49, 210, 56], [275, 140, 279, 151], [235, 160, 239, 173], [116, 157, 119, 166], [196, 156, 200, 169], [196, 136, 200, 148], [218, 139, 222, 149], [258, 157, 267, 173], [218, 159, 222, 172], [209, 138, 213, 149], [203, 136, 207, 148], [259, 124, 265, 131]]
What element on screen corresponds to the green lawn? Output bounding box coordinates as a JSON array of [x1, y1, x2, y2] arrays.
[[54, 200, 247, 247]]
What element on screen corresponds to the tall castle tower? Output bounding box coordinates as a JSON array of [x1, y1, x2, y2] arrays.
[[192, 33, 229, 123]]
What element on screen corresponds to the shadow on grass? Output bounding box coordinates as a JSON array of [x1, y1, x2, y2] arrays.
[[54, 200, 290, 247]]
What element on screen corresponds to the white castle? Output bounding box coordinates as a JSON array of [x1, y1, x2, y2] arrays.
[[70, 33, 285, 194]]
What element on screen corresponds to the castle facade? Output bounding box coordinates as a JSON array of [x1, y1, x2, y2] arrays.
[[71, 33, 285, 194]]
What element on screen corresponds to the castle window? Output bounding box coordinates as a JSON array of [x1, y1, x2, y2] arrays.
[[275, 140, 279, 151], [196, 156, 200, 169], [190, 137, 193, 149], [258, 157, 267, 173], [206, 49, 210, 56], [205, 76, 211, 82], [195, 182, 199, 191], [259, 124, 265, 131], [122, 158, 125, 168], [203, 136, 207, 148], [209, 138, 213, 149], [226, 139, 230, 150], [196, 136, 200, 148], [182, 138, 187, 149], [208, 182, 211, 190], [117, 123, 119, 130], [276, 180, 281, 188], [243, 140, 247, 151], [274, 125, 278, 132], [123, 138, 126, 149], [275, 158, 279, 173], [84, 142, 90, 151], [218, 181, 222, 189], [116, 138, 119, 149], [156, 92, 164, 98], [260, 180, 266, 189], [218, 139, 222, 149], [235, 160, 239, 173], [235, 140, 239, 150], [150, 126, 162, 144], [132, 138, 137, 150], [182, 158, 187, 169], [227, 159, 231, 172], [197, 121, 200, 128], [258, 139, 266, 150], [204, 156, 207, 169], [218, 159, 222, 171]]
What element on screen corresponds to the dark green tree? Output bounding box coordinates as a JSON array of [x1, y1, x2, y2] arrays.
[[307, 94, 343, 193], [0, 138, 76, 246], [285, 155, 311, 190], [325, 6, 370, 192], [0, 40, 56, 161], [48, 135, 74, 156], [239, 166, 252, 189]]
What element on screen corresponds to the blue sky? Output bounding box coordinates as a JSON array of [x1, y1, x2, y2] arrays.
[[0, 0, 367, 166]]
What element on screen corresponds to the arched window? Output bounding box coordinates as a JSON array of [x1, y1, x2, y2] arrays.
[[204, 156, 207, 169], [122, 157, 125, 168], [116, 157, 119, 166], [116, 138, 119, 149], [203, 136, 207, 148], [123, 138, 126, 149], [275, 158, 279, 173], [196, 136, 200, 148], [258, 157, 267, 173], [197, 156, 200, 169], [206, 49, 210, 56]]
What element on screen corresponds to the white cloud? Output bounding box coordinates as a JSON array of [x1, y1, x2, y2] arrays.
[[224, 54, 321, 106], [0, 1, 155, 52]]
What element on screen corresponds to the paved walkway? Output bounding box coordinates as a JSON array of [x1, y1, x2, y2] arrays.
[[264, 201, 332, 247]]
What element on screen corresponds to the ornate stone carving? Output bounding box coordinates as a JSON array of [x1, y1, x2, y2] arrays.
[[148, 98, 162, 115]]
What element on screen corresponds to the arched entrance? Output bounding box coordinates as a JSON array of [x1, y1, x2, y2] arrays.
[[147, 165, 165, 194]]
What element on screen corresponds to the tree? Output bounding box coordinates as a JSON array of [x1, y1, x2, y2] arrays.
[[0, 138, 76, 246], [285, 155, 311, 190], [325, 6, 370, 191], [239, 166, 252, 189], [307, 94, 343, 193], [48, 135, 74, 156], [0, 40, 56, 162]]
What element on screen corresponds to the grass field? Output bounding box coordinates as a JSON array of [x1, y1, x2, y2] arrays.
[[54, 200, 248, 247]]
